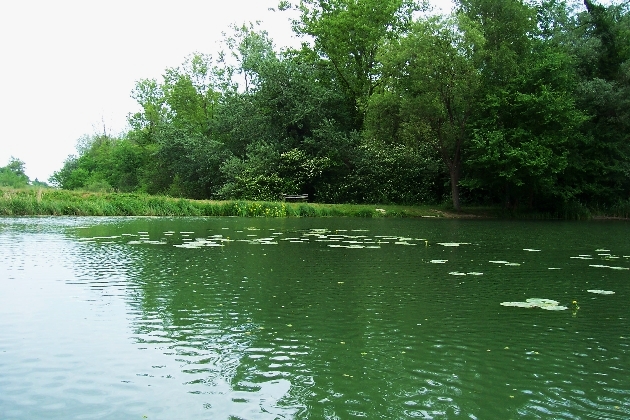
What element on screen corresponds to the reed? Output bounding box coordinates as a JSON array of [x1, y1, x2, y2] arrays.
[[0, 188, 440, 218]]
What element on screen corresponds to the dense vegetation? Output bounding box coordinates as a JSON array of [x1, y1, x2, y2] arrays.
[[0, 188, 444, 218], [47, 0, 629, 215], [0, 158, 30, 188], [0, 158, 47, 189]]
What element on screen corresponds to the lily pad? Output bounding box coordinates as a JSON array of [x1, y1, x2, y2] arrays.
[[526, 298, 559, 306], [501, 301, 537, 308], [501, 298, 568, 311], [489, 260, 520, 266], [589, 264, 629, 270], [587, 289, 615, 295], [540, 305, 569, 311]]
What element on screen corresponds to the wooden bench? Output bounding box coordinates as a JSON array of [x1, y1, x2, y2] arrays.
[[282, 194, 309, 202]]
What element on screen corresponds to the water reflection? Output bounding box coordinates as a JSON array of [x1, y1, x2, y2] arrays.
[[1, 217, 629, 419]]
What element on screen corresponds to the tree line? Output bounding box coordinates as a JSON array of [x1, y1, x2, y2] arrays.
[[50, 0, 630, 213], [0, 157, 47, 188]]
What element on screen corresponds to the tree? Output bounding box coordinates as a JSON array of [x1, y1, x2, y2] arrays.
[[455, 0, 586, 209], [582, 0, 628, 80], [127, 78, 167, 146], [49, 134, 148, 192], [215, 25, 359, 200], [6, 157, 26, 177], [290, 0, 420, 122], [0, 157, 30, 188], [468, 47, 586, 208], [126, 53, 230, 197], [541, 0, 630, 208], [369, 14, 483, 210]]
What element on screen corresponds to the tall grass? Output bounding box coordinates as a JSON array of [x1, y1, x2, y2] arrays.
[[6, 188, 624, 219], [0, 188, 439, 218], [590, 199, 630, 220]]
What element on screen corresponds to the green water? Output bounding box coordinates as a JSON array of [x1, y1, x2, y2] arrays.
[[1, 217, 629, 419]]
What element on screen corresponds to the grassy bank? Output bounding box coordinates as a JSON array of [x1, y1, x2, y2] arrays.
[[3, 188, 628, 219], [0, 188, 443, 218]]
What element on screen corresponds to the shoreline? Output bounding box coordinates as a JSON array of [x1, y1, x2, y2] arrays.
[[0, 188, 444, 218], [1, 188, 628, 220]]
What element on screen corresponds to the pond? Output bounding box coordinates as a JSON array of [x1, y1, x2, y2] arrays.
[[1, 216, 629, 419]]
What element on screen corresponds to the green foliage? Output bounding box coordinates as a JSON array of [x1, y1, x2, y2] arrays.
[[0, 157, 30, 188], [0, 188, 439, 217], [47, 0, 630, 216], [292, 0, 420, 111], [317, 141, 444, 204], [559, 1, 630, 207], [49, 135, 148, 193], [369, 13, 484, 209], [467, 45, 587, 207], [217, 142, 321, 201]]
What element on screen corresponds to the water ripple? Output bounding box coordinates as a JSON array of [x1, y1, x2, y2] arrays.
[[1, 217, 629, 418]]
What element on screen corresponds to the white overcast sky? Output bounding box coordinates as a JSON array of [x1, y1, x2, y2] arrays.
[[0, 0, 453, 182]]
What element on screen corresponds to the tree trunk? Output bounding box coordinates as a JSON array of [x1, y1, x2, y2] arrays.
[[450, 164, 460, 211]]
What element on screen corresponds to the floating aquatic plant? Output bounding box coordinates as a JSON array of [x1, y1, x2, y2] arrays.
[[589, 264, 629, 270], [448, 271, 483, 276], [327, 244, 378, 249], [489, 260, 521, 266], [174, 240, 224, 248], [539, 304, 568, 311], [501, 301, 538, 308], [501, 298, 568, 311], [527, 298, 559, 306], [587, 289, 615, 295], [78, 235, 122, 241], [128, 240, 167, 245]]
